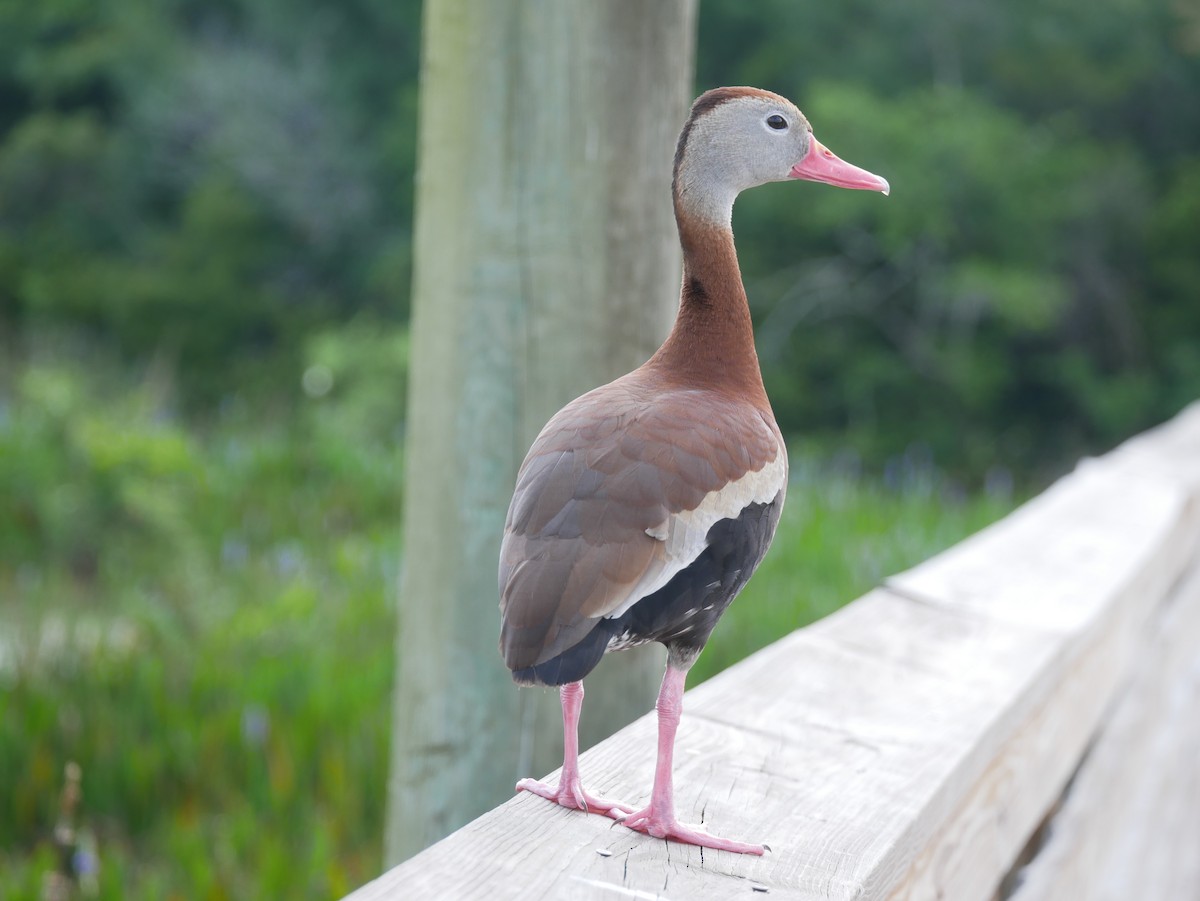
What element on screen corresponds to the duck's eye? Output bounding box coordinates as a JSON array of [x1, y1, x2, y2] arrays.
[[766, 114, 788, 130]]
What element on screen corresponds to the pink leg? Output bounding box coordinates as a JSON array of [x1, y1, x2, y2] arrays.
[[516, 681, 634, 816], [615, 665, 765, 855]]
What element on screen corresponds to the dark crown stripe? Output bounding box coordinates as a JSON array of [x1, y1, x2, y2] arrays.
[[672, 87, 775, 191]]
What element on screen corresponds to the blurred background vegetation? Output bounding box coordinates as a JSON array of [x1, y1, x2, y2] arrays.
[[1, 0, 1196, 897]]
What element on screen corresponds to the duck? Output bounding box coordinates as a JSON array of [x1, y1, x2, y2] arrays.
[[498, 86, 889, 855]]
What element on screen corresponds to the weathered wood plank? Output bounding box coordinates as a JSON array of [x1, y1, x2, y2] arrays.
[[355, 594, 1062, 901], [348, 404, 1200, 900], [877, 425, 1200, 899], [885, 465, 1195, 634], [1008, 557, 1200, 901], [1099, 400, 1200, 493], [875, 404, 1200, 900]]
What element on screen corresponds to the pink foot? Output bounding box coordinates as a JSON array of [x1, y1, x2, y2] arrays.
[[615, 806, 765, 855], [516, 776, 634, 817]]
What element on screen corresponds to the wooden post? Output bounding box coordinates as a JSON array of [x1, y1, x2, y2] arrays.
[[385, 0, 698, 864]]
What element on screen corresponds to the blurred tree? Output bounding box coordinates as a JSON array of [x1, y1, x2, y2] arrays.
[[697, 0, 1200, 478], [0, 0, 420, 404], [1, 0, 1197, 477], [385, 0, 697, 864]]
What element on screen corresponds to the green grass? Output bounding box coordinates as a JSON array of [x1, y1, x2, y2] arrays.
[[1, 343, 404, 900], [0, 349, 1016, 900]]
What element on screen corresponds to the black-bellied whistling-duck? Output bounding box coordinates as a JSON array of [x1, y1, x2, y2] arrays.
[[499, 87, 889, 854]]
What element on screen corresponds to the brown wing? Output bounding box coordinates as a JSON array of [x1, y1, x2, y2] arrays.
[[498, 374, 782, 672]]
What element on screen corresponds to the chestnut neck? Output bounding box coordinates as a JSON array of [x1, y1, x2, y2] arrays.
[[647, 202, 770, 411]]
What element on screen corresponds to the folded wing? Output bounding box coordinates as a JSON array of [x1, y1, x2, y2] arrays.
[[499, 378, 786, 672]]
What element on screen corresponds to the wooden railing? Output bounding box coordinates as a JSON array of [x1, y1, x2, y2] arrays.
[[346, 403, 1200, 900]]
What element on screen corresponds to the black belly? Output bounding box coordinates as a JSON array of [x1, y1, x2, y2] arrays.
[[511, 494, 783, 686]]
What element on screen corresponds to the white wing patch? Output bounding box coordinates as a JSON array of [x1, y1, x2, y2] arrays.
[[602, 443, 787, 620]]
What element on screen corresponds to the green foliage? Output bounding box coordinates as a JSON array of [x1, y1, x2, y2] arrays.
[[1, 598, 393, 899], [701, 0, 1200, 477], [0, 359, 199, 574], [736, 82, 1136, 474], [0, 346, 402, 899], [1, 0, 1197, 468], [0, 0, 420, 405]]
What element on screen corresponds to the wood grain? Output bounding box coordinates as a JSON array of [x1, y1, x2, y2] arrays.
[[1008, 557, 1200, 901], [352, 402, 1200, 899]]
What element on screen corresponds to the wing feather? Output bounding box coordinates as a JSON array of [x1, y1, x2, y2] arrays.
[[498, 377, 786, 671]]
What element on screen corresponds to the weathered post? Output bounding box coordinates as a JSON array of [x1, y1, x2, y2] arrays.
[[385, 0, 698, 863]]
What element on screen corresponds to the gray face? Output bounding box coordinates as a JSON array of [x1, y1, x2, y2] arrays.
[[674, 94, 813, 225]]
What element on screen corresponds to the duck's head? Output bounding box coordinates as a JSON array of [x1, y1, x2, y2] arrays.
[[673, 87, 889, 226]]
